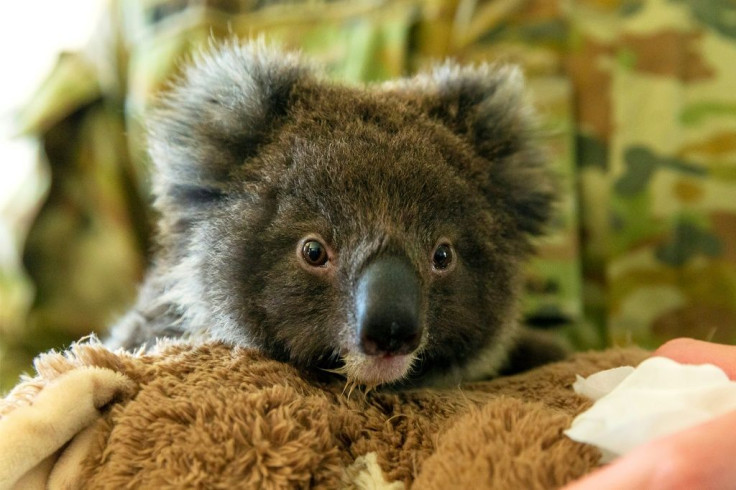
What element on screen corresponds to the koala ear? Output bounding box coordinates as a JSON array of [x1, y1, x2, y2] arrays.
[[148, 41, 312, 212], [401, 63, 555, 236]]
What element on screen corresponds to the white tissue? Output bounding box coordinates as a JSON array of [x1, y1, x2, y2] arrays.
[[571, 366, 634, 401], [565, 357, 736, 462]]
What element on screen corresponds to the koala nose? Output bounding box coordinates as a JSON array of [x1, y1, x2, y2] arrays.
[[355, 256, 423, 356]]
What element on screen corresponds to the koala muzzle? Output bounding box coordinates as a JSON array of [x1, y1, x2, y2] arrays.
[[355, 256, 422, 356]]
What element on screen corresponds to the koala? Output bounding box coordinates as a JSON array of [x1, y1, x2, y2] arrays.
[[107, 41, 565, 388]]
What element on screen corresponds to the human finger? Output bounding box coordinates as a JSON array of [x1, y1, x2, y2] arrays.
[[564, 409, 736, 490], [654, 338, 736, 380]]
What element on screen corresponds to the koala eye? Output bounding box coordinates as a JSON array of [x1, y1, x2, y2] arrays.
[[301, 239, 328, 267], [432, 242, 454, 271]]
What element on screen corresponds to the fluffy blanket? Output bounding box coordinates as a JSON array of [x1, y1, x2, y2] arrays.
[[0, 341, 648, 489]]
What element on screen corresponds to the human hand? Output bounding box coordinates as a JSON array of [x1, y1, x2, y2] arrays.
[[564, 338, 736, 490]]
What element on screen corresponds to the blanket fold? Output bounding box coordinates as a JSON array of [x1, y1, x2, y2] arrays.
[[0, 366, 136, 489]]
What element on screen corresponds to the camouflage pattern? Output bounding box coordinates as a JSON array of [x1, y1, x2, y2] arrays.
[[568, 0, 736, 349], [2, 0, 736, 389]]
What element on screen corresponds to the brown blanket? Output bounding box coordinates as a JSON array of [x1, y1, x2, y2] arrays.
[[0, 341, 648, 489]]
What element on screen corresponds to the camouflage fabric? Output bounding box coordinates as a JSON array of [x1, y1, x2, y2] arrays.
[[568, 0, 736, 348], [2, 0, 735, 390]]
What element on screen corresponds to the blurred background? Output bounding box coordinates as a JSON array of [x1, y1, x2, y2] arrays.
[[0, 0, 103, 388], [2, 0, 736, 392]]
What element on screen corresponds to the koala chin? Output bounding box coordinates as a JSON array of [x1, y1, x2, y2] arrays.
[[107, 40, 566, 388]]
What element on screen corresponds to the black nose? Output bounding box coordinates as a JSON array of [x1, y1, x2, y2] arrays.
[[355, 256, 423, 356]]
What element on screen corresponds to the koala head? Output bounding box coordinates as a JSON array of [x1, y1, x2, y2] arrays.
[[147, 41, 554, 387]]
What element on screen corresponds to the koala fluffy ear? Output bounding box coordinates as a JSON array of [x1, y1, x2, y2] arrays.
[[148, 41, 311, 213], [402, 63, 555, 237]]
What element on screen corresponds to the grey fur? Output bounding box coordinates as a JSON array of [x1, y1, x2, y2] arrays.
[[107, 41, 562, 386]]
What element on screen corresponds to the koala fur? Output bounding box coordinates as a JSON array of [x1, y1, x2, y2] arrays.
[[107, 41, 563, 387]]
